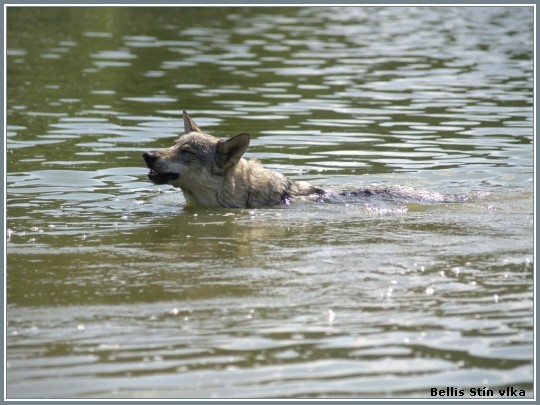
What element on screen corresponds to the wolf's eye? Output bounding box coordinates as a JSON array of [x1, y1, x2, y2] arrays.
[[180, 149, 195, 157]]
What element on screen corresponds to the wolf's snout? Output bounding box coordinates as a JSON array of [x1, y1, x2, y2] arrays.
[[143, 151, 179, 184], [143, 152, 157, 167]]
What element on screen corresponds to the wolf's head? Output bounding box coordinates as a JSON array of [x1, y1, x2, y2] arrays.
[[143, 111, 250, 204]]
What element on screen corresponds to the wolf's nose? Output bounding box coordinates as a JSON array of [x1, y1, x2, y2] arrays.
[[143, 152, 156, 165]]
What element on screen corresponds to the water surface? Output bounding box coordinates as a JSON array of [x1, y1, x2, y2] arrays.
[[6, 6, 534, 399]]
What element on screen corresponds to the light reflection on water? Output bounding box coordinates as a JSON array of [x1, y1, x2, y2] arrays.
[[6, 6, 533, 399]]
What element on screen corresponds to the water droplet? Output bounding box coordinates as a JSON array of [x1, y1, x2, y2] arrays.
[[77, 324, 85, 331], [328, 309, 335, 323], [426, 287, 435, 296]]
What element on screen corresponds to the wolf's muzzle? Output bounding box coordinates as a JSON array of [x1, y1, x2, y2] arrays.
[[143, 152, 179, 184]]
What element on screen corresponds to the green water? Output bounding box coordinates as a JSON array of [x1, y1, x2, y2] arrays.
[[6, 6, 534, 399]]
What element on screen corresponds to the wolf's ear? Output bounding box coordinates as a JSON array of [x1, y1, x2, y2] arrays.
[[215, 133, 250, 170], [183, 110, 203, 134]]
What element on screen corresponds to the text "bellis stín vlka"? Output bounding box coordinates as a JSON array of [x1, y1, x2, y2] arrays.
[[431, 387, 526, 397]]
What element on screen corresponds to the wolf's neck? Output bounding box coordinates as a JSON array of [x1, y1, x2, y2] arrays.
[[181, 158, 319, 208], [219, 159, 316, 208]]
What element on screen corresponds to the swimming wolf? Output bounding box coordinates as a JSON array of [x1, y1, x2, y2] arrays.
[[143, 111, 461, 208], [143, 111, 325, 208]]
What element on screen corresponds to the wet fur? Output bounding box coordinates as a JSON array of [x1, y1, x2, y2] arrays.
[[143, 111, 463, 208]]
